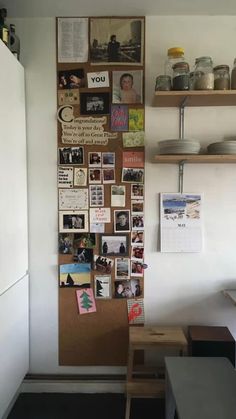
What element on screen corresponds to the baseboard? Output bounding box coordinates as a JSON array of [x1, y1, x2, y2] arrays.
[[21, 377, 126, 393], [2, 388, 21, 419]]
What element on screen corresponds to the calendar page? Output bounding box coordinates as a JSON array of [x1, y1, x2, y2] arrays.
[[160, 193, 203, 253]]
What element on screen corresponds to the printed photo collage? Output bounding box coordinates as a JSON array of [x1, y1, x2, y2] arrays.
[[57, 17, 145, 321]]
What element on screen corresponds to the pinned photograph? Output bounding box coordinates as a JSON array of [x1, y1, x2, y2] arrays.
[[76, 288, 96, 314], [122, 131, 145, 148], [59, 211, 88, 233], [115, 257, 130, 280], [74, 168, 87, 187], [89, 168, 102, 184], [131, 246, 144, 261], [103, 168, 115, 183], [58, 68, 85, 89], [59, 233, 74, 255], [131, 260, 143, 277], [73, 248, 93, 263], [58, 188, 88, 210], [100, 234, 129, 256], [59, 263, 91, 288], [94, 255, 113, 274], [89, 185, 104, 207], [90, 17, 144, 65], [111, 185, 126, 207], [131, 215, 144, 230], [112, 70, 143, 104], [114, 210, 130, 233], [102, 152, 115, 167], [95, 275, 112, 299], [80, 92, 110, 115], [131, 200, 144, 213], [89, 152, 101, 167], [131, 183, 144, 199], [122, 168, 144, 183], [131, 231, 144, 246], [74, 233, 96, 249], [59, 147, 84, 165], [114, 278, 142, 299]]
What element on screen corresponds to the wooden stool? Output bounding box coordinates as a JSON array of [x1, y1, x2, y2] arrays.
[[125, 326, 187, 419]]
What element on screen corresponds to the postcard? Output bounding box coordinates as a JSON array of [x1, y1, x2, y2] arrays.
[[89, 17, 144, 65], [112, 70, 143, 104], [58, 17, 88, 63], [94, 275, 112, 299], [87, 71, 109, 88], [90, 223, 105, 233], [59, 210, 88, 233], [73, 248, 93, 263], [110, 105, 128, 132], [114, 278, 142, 299], [127, 298, 145, 324], [90, 208, 111, 224], [102, 168, 115, 184], [129, 108, 144, 131], [111, 185, 126, 207], [58, 166, 74, 188], [122, 168, 144, 183], [74, 168, 87, 187], [123, 151, 144, 168], [122, 131, 145, 148], [58, 89, 80, 106], [76, 288, 96, 314], [80, 92, 110, 115], [100, 234, 129, 257], [58, 188, 88, 210], [59, 263, 91, 287]]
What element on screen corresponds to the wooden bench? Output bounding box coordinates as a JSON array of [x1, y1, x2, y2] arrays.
[[165, 357, 236, 419]]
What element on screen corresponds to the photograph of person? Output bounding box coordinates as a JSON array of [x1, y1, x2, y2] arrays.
[[131, 261, 143, 277], [131, 231, 144, 246], [90, 17, 144, 65], [112, 70, 143, 104], [131, 183, 144, 199], [100, 234, 129, 256], [58, 69, 85, 89], [114, 210, 130, 232], [59, 211, 88, 233]]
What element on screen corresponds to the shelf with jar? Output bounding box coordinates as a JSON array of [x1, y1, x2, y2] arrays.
[[153, 154, 236, 164], [152, 90, 236, 107]]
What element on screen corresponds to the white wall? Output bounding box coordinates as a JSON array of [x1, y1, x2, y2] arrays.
[[12, 16, 236, 374]]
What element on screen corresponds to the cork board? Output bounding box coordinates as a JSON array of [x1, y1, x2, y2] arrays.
[[57, 16, 145, 366]]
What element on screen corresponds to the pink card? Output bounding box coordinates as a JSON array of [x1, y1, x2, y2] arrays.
[[123, 151, 144, 168], [76, 288, 97, 314]]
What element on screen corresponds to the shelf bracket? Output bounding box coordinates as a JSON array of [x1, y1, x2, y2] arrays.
[[178, 160, 186, 193], [179, 97, 188, 139]]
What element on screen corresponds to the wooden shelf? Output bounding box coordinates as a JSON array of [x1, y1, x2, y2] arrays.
[[153, 154, 236, 164], [153, 90, 236, 107], [223, 290, 236, 305]]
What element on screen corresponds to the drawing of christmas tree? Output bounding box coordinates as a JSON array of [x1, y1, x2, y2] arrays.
[[76, 288, 96, 314], [80, 290, 93, 311]]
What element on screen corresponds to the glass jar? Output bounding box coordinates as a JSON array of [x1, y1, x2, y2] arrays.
[[155, 75, 171, 91], [189, 72, 195, 90], [213, 65, 230, 90], [165, 47, 185, 78], [231, 58, 236, 89], [194, 56, 214, 90], [172, 62, 190, 91]]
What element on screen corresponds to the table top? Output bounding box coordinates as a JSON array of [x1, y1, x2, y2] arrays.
[[165, 357, 236, 419], [129, 326, 187, 348], [189, 325, 234, 342]]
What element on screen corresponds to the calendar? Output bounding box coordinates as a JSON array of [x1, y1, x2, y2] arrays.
[[160, 193, 203, 253]]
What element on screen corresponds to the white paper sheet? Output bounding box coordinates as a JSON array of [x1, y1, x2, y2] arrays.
[[58, 18, 88, 63]]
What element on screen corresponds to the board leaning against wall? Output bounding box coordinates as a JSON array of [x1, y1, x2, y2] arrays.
[[57, 16, 145, 365]]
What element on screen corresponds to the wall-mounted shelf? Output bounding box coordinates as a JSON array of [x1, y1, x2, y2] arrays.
[[154, 155, 236, 164], [153, 91, 236, 107], [223, 290, 236, 305]]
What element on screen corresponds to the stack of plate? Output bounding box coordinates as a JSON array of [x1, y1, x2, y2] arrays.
[[207, 141, 236, 155], [158, 139, 201, 155]]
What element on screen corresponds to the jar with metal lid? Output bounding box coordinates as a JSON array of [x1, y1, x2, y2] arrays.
[[194, 56, 214, 90], [231, 58, 236, 89], [155, 75, 171, 91], [172, 62, 190, 91], [214, 65, 230, 90], [165, 47, 185, 79]]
